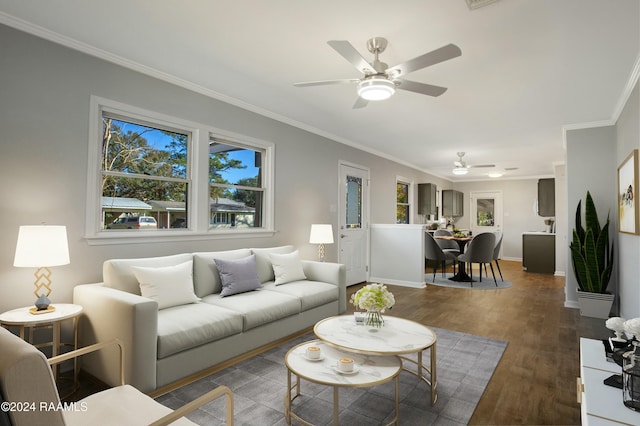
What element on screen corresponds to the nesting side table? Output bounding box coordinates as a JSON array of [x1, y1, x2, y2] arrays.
[[0, 303, 83, 384], [285, 340, 401, 426]]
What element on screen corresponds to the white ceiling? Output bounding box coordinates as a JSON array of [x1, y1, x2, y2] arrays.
[[1, 0, 638, 181]]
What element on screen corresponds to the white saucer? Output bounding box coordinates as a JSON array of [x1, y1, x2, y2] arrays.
[[332, 364, 359, 375], [303, 353, 325, 362]]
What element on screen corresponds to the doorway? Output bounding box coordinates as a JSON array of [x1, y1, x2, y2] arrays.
[[470, 191, 503, 255], [338, 162, 369, 286]]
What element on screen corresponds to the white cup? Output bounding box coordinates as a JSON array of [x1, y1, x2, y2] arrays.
[[306, 345, 321, 359], [338, 357, 354, 372]]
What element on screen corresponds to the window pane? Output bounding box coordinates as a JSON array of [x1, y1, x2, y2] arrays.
[[209, 187, 260, 228], [103, 117, 188, 179], [396, 205, 409, 224], [396, 183, 408, 203], [210, 142, 262, 187], [345, 176, 362, 229], [209, 139, 265, 229], [102, 177, 187, 230], [477, 198, 495, 226]]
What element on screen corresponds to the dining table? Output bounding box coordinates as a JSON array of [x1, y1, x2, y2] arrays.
[[434, 235, 474, 282]]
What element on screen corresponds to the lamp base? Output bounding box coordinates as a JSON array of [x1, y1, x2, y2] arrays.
[[29, 306, 56, 315]]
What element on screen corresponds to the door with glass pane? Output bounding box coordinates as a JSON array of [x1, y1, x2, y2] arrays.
[[470, 191, 503, 254], [339, 163, 369, 285]]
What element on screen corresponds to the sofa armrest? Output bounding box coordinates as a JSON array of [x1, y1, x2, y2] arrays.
[[301, 261, 347, 313], [73, 283, 158, 392]]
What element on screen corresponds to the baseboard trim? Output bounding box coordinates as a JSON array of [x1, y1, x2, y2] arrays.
[[368, 276, 426, 289]]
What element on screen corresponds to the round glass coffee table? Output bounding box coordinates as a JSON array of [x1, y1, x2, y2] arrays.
[[285, 340, 401, 426], [314, 314, 438, 405]]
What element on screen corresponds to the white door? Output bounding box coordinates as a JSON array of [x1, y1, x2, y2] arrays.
[[338, 162, 369, 286], [470, 190, 503, 247]]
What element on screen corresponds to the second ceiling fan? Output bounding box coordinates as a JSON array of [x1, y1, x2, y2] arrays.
[[453, 152, 495, 175], [294, 37, 461, 108]]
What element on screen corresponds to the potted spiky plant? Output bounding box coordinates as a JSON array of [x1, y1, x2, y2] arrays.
[[570, 191, 615, 318]]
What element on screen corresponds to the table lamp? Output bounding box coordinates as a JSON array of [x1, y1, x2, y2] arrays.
[[309, 224, 334, 262], [13, 225, 70, 314]]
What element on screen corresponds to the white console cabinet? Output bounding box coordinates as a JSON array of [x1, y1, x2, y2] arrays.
[[579, 338, 640, 425]]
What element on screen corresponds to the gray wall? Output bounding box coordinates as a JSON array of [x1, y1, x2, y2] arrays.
[[452, 179, 548, 262], [565, 126, 618, 309], [0, 24, 444, 312], [615, 81, 640, 318]]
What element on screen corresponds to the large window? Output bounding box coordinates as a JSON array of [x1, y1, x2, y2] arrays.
[[209, 139, 265, 229], [396, 181, 410, 224], [86, 96, 274, 242]]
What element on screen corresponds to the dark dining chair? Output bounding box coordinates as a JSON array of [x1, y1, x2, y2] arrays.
[[425, 232, 458, 281], [457, 232, 497, 286], [433, 229, 453, 236], [492, 231, 504, 281]]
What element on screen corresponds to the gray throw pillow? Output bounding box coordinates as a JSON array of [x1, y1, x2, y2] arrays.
[[215, 255, 263, 297]]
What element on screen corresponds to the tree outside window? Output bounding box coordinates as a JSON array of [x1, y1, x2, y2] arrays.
[[209, 139, 265, 229], [101, 115, 190, 230], [396, 182, 410, 224]]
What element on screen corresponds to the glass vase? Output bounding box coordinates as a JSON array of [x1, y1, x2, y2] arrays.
[[623, 343, 640, 411], [366, 310, 384, 328]]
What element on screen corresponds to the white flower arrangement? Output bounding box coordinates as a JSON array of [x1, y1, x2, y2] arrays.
[[350, 283, 395, 313], [606, 317, 626, 340], [624, 318, 640, 341]]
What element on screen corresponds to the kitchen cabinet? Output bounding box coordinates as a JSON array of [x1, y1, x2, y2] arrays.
[[442, 190, 464, 217], [522, 232, 555, 274], [418, 183, 437, 216], [538, 178, 555, 216]]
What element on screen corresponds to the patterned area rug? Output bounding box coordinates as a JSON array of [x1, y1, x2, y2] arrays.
[[426, 273, 512, 290], [156, 327, 508, 425]]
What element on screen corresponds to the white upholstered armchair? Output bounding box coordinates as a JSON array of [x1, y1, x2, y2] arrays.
[[0, 327, 233, 426]]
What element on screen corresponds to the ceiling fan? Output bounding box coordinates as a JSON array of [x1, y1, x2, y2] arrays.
[[452, 152, 495, 175], [294, 37, 461, 108]]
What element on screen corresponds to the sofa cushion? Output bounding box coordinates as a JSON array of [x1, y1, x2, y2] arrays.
[[156, 303, 243, 359], [215, 255, 263, 297], [104, 253, 193, 295], [132, 260, 199, 310], [270, 250, 307, 285], [251, 245, 295, 283], [202, 289, 300, 331], [262, 280, 339, 311], [192, 249, 252, 297]]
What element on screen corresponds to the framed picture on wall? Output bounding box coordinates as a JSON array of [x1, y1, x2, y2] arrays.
[[618, 149, 639, 235]]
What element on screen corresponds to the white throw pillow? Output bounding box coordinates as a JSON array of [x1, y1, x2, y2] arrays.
[[132, 260, 199, 309], [269, 250, 307, 285]]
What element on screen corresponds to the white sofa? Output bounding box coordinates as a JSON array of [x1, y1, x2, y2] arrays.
[[73, 246, 346, 393]]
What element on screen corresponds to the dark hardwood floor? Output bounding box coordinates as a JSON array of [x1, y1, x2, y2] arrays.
[[347, 260, 608, 425]]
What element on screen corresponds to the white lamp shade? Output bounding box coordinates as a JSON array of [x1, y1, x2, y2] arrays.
[[452, 167, 468, 175], [309, 224, 334, 244], [14, 225, 70, 267]]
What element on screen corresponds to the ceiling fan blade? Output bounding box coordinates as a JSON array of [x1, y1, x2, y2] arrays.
[[386, 44, 462, 77], [327, 40, 376, 74], [294, 78, 360, 87], [453, 161, 464, 167], [352, 97, 369, 109], [396, 79, 448, 97], [469, 164, 495, 168]]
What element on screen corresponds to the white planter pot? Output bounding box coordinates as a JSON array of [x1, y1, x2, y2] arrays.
[[576, 289, 614, 319]]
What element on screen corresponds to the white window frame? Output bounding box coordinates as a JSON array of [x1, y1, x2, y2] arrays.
[[85, 96, 275, 245], [396, 176, 414, 224]]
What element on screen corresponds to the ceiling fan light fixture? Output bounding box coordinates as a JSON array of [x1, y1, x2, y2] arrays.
[[488, 172, 503, 178], [452, 167, 468, 175], [357, 77, 396, 101]]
